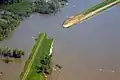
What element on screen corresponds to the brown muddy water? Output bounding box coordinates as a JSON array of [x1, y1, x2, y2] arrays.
[[0, 0, 120, 80]]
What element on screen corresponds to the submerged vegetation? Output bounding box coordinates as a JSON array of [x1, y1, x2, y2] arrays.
[[0, 46, 25, 63], [20, 33, 54, 80]]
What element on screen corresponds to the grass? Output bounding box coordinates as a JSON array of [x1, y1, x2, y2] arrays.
[[20, 33, 54, 80], [83, 0, 120, 15]]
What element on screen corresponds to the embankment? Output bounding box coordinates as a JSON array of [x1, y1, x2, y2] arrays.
[[20, 33, 54, 80]]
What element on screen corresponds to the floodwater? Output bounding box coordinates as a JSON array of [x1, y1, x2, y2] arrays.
[[0, 0, 120, 80]]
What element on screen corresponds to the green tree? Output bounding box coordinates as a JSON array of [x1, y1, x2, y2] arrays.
[[0, 0, 23, 5]]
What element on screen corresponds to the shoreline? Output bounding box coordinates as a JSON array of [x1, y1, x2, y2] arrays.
[[0, 0, 68, 41]]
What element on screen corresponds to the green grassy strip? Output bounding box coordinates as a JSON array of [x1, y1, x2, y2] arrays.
[[83, 0, 120, 15], [81, 0, 120, 21], [27, 38, 53, 80], [20, 33, 46, 80], [20, 33, 43, 78], [20, 33, 54, 80]]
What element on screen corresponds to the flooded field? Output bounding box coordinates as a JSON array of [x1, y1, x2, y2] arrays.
[[0, 0, 120, 80]]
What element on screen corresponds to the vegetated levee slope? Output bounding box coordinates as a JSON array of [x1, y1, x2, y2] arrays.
[[62, 0, 120, 28], [20, 33, 54, 80]]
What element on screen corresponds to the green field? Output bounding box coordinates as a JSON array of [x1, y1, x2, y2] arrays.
[[20, 33, 54, 80]]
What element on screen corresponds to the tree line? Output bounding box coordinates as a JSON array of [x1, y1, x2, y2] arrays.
[[0, 0, 22, 5]]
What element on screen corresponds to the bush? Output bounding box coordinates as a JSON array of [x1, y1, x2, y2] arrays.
[[0, 13, 20, 41], [59, 0, 68, 2], [0, 47, 25, 58], [5, 1, 34, 17], [34, 0, 67, 14]]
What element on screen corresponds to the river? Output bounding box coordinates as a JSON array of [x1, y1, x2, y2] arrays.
[[0, 0, 120, 80]]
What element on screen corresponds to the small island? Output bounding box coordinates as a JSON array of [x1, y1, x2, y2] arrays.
[[0, 46, 25, 63]]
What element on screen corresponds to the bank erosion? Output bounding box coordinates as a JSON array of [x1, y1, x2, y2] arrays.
[[20, 33, 54, 80]]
